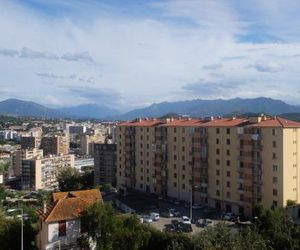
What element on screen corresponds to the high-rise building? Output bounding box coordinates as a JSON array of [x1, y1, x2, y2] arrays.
[[12, 148, 44, 177], [21, 154, 75, 190], [94, 143, 117, 186], [117, 116, 300, 216], [40, 135, 69, 156], [21, 136, 41, 149]]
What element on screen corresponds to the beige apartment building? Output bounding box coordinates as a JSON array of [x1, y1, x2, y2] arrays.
[[41, 135, 69, 156], [21, 154, 75, 190], [117, 116, 300, 216], [12, 148, 44, 177]]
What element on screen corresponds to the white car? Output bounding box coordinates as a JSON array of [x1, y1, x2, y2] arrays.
[[143, 215, 153, 223], [181, 216, 191, 224], [150, 212, 160, 221]]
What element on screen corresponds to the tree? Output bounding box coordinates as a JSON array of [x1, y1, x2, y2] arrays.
[[0, 214, 37, 250], [257, 207, 295, 249], [57, 167, 83, 191], [81, 203, 152, 250]]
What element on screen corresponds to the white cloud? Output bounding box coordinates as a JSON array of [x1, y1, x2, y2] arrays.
[[0, 0, 300, 109]]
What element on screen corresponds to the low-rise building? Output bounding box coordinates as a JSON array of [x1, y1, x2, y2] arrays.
[[74, 157, 94, 172], [37, 189, 102, 250]]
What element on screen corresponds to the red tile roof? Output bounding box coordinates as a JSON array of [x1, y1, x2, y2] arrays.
[[160, 118, 203, 127], [250, 117, 300, 128], [38, 189, 102, 222], [118, 119, 163, 127], [197, 118, 249, 127]]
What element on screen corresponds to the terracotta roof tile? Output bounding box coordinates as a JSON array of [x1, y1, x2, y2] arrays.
[[160, 118, 204, 127], [118, 119, 163, 127], [250, 117, 300, 128], [38, 189, 102, 222], [197, 118, 249, 127]]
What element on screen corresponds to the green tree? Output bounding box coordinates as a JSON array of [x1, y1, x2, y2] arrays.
[[57, 167, 83, 191], [0, 214, 37, 250]]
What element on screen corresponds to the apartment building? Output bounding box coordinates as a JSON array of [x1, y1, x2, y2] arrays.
[[94, 143, 117, 186], [12, 148, 44, 177], [21, 154, 75, 190], [40, 135, 69, 156], [20, 136, 41, 149], [117, 116, 300, 216]]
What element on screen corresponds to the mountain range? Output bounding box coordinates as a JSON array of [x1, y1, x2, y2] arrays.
[[0, 97, 300, 120]]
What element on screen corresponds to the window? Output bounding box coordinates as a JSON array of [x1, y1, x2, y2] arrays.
[[140, 184, 143, 189], [272, 129, 276, 136], [147, 144, 149, 149], [140, 176, 143, 180], [174, 137, 177, 142], [182, 165, 185, 170], [216, 138, 220, 144], [174, 164, 177, 169], [226, 192, 230, 198], [182, 146, 185, 152], [226, 181, 231, 187], [273, 177, 278, 184], [182, 174, 185, 180], [58, 221, 66, 237], [216, 159, 220, 165], [182, 184, 185, 189], [216, 170, 220, 176], [174, 128, 177, 133], [216, 128, 220, 134], [174, 155, 177, 160], [182, 137, 185, 142], [216, 179, 220, 185], [140, 168, 143, 172], [140, 135, 143, 140], [226, 139, 230, 145], [226, 149, 230, 156], [146, 177, 149, 182], [273, 165, 278, 172], [216, 190, 220, 196], [273, 153, 277, 159], [146, 169, 149, 173], [147, 128, 149, 132], [182, 156, 185, 161], [140, 160, 143, 164], [216, 148, 220, 155], [182, 128, 185, 133], [174, 173, 177, 178], [273, 189, 278, 196], [273, 201, 278, 207], [272, 141, 277, 148], [227, 171, 231, 177], [226, 128, 231, 134], [174, 182, 177, 187], [226, 160, 230, 166]]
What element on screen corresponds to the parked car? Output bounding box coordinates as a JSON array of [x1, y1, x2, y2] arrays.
[[170, 208, 181, 217], [150, 212, 160, 221], [181, 223, 193, 232], [142, 215, 153, 223], [196, 218, 213, 227], [181, 216, 191, 224]]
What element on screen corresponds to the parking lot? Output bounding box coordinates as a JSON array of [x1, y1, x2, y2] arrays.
[[113, 192, 235, 234]]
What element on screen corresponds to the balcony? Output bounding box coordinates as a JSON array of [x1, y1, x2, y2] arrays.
[[237, 166, 244, 172], [252, 145, 263, 151], [237, 177, 244, 183], [200, 192, 208, 198], [252, 157, 263, 164], [237, 188, 244, 194]]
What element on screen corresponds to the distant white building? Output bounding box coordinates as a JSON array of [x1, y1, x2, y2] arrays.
[[74, 157, 94, 172]]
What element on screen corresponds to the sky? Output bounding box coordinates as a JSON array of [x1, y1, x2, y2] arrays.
[[0, 0, 300, 111]]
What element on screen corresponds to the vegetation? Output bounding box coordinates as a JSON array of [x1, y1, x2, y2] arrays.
[[57, 167, 94, 192], [79, 202, 300, 250]]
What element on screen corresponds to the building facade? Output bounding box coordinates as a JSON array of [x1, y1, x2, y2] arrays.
[[117, 116, 300, 216], [41, 135, 69, 156], [21, 154, 75, 190], [94, 143, 117, 186]]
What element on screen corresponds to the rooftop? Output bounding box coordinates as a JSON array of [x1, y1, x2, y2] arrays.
[[38, 189, 102, 222]]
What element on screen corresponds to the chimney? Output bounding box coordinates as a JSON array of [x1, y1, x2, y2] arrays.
[[43, 201, 47, 214]]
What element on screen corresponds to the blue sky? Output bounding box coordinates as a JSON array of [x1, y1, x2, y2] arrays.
[[0, 0, 300, 110]]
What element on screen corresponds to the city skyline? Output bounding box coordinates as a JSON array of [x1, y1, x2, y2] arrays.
[[1, 0, 300, 111]]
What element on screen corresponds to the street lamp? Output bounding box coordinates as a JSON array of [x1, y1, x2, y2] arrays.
[[7, 208, 23, 250]]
